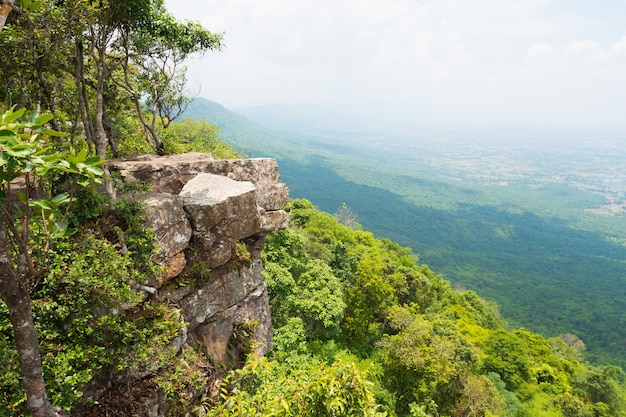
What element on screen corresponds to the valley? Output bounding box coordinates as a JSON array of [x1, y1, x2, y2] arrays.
[[186, 98, 626, 366]]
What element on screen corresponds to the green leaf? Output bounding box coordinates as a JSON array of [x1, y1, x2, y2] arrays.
[[6, 158, 16, 176], [76, 148, 88, 163], [34, 165, 52, 176], [85, 155, 106, 166], [51, 193, 70, 204], [6, 145, 34, 158], [30, 199, 55, 211], [85, 165, 105, 176], [46, 213, 57, 234], [2, 107, 25, 124], [34, 114, 54, 126], [39, 129, 67, 138], [50, 217, 69, 238], [0, 129, 15, 138], [16, 192, 27, 205]]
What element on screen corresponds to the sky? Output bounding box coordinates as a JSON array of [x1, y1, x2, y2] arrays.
[[164, 0, 626, 132]]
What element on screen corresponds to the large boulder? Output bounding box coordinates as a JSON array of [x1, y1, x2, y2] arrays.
[[108, 153, 290, 211], [180, 173, 260, 240]]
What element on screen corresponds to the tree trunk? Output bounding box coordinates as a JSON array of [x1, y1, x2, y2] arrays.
[[115, 32, 164, 154], [0, 223, 65, 417], [103, 105, 120, 157], [94, 47, 108, 158], [0, 0, 15, 33], [74, 41, 95, 153]]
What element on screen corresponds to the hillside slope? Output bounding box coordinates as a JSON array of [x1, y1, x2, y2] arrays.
[[222, 198, 626, 417]]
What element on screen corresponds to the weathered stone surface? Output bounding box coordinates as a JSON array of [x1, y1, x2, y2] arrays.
[[179, 276, 226, 329], [108, 154, 290, 211], [221, 159, 289, 209], [190, 281, 272, 364], [259, 208, 290, 232], [143, 193, 192, 260], [107, 153, 215, 194], [259, 183, 290, 210], [204, 237, 233, 269], [185, 232, 235, 269], [180, 173, 260, 240], [152, 252, 186, 287], [107, 153, 289, 358]]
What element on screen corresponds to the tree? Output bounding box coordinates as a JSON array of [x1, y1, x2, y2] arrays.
[[344, 251, 393, 345], [112, 8, 222, 154], [451, 374, 504, 417], [156, 118, 240, 157], [574, 365, 626, 417], [206, 356, 386, 417], [0, 0, 71, 126], [0, 107, 104, 417], [379, 306, 478, 415], [335, 202, 359, 229], [482, 329, 532, 391]]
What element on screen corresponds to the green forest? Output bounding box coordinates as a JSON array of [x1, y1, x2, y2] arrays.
[[2, 1, 626, 416], [212, 199, 626, 417]]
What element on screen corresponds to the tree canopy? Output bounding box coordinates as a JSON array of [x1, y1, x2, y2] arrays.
[[229, 199, 626, 417], [0, 0, 222, 156]]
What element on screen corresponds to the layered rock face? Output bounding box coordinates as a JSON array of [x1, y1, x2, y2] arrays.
[[108, 153, 289, 363]]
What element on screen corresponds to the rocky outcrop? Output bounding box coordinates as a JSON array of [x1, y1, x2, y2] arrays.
[[107, 153, 289, 363]]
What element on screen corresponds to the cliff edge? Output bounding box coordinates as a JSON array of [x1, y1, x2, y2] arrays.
[[82, 153, 289, 415]]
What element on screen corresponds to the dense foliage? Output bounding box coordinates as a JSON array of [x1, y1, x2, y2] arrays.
[[212, 199, 626, 417], [3, 0, 626, 413], [0, 102, 240, 416], [0, 179, 186, 415], [1, 100, 625, 415]]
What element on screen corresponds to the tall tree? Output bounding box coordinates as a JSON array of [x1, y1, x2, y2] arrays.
[[112, 7, 222, 154], [0, 107, 105, 416]]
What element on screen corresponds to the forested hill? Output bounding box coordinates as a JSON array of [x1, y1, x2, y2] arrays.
[[183, 98, 346, 159], [232, 198, 626, 417], [186, 97, 626, 368]]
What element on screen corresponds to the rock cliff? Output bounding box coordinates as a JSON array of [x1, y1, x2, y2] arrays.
[[108, 153, 289, 363]]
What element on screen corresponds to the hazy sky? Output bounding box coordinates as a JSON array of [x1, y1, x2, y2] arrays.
[[165, 0, 626, 132]]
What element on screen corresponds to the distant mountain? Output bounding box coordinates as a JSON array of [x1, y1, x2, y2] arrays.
[[184, 98, 364, 161], [183, 98, 283, 157], [233, 103, 368, 136]]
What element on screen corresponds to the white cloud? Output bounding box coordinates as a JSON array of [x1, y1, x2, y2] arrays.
[[166, 0, 626, 131], [527, 43, 554, 59], [610, 35, 626, 56], [565, 39, 604, 55]]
